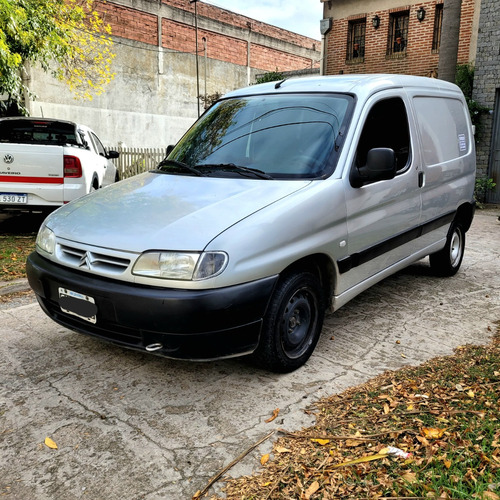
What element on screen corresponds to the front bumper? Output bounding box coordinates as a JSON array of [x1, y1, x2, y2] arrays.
[[27, 252, 278, 360]]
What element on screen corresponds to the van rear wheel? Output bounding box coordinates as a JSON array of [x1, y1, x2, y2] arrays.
[[429, 222, 465, 277], [253, 271, 325, 373]]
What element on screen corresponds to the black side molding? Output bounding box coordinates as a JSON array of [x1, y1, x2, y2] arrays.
[[337, 211, 455, 274]]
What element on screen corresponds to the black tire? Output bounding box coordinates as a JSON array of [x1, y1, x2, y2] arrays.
[[429, 222, 465, 277], [253, 271, 325, 373], [90, 174, 99, 192]]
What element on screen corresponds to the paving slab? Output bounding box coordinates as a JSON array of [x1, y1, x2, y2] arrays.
[[1, 209, 499, 499]]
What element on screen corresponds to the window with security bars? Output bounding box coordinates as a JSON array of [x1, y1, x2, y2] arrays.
[[347, 19, 366, 60], [432, 4, 444, 52], [387, 11, 409, 55]]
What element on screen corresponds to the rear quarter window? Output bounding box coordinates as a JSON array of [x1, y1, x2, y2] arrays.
[[413, 96, 471, 166]]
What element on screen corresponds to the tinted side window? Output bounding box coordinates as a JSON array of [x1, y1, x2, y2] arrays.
[[355, 97, 411, 172], [90, 132, 107, 157], [413, 97, 470, 166]]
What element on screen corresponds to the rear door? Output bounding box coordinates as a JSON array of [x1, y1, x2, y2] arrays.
[[0, 119, 66, 206], [338, 92, 422, 294]]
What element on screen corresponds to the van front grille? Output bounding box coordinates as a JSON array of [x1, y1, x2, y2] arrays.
[[57, 243, 131, 275]]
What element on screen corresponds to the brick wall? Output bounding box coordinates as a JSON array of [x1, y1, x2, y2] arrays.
[[96, 0, 319, 73], [161, 0, 319, 51], [162, 19, 248, 66], [325, 0, 475, 77], [96, 2, 158, 46]]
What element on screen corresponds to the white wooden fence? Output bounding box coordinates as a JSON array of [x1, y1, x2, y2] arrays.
[[109, 147, 167, 179]]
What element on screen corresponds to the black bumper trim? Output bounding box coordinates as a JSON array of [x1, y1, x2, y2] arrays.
[[27, 252, 278, 360]]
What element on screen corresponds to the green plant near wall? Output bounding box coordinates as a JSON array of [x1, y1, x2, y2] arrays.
[[455, 64, 489, 138], [474, 177, 496, 208]]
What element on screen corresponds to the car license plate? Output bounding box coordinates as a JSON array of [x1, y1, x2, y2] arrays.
[[59, 287, 97, 324], [0, 193, 28, 204]]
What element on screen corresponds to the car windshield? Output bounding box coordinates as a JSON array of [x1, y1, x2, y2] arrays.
[[159, 93, 353, 179]]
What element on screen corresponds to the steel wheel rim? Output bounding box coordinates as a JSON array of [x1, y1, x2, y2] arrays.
[[450, 229, 463, 267], [280, 287, 318, 359]]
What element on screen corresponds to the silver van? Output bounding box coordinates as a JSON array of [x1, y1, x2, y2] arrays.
[[27, 75, 476, 372]]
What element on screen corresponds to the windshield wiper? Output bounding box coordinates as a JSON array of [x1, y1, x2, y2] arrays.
[[197, 163, 274, 180], [155, 159, 206, 177]]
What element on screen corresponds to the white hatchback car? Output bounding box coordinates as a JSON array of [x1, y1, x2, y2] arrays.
[[27, 75, 476, 372]]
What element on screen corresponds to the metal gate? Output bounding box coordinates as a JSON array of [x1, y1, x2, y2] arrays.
[[488, 89, 500, 203]]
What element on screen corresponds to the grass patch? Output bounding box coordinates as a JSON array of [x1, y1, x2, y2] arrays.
[[0, 235, 36, 281], [212, 326, 500, 499]]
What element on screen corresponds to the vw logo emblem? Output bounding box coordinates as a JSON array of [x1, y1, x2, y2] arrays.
[[3, 154, 14, 164]]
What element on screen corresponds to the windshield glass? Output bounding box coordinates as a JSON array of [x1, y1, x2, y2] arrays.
[[162, 93, 353, 179]]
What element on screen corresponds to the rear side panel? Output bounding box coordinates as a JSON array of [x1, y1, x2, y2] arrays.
[[410, 92, 476, 246]]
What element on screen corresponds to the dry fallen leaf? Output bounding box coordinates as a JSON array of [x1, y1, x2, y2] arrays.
[[44, 437, 58, 449], [311, 438, 330, 446], [345, 438, 364, 447], [401, 472, 418, 483], [421, 427, 446, 439], [275, 446, 291, 453], [265, 408, 280, 423], [304, 480, 320, 499], [335, 449, 389, 468], [260, 454, 269, 465]]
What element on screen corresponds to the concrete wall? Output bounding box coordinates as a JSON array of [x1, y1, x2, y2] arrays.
[[321, 0, 480, 77], [25, 0, 320, 148]]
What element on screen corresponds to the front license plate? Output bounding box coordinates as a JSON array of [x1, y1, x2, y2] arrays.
[[59, 287, 97, 324], [0, 193, 28, 204]]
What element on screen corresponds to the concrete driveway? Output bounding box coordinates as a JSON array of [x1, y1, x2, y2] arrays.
[[1, 209, 499, 499]]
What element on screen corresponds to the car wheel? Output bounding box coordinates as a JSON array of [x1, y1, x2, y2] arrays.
[[89, 175, 99, 192], [429, 222, 465, 277], [253, 271, 325, 373]]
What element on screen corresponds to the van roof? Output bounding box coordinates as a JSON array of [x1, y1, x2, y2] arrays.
[[223, 74, 461, 100]]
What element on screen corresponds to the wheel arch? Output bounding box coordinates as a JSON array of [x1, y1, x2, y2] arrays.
[[90, 172, 100, 190], [454, 202, 475, 233], [279, 254, 336, 307]]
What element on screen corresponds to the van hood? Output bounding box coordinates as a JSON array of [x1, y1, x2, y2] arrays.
[[46, 172, 311, 252]]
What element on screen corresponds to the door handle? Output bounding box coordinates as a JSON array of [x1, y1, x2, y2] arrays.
[[418, 171, 425, 188]]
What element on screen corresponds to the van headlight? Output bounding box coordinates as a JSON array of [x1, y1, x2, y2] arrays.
[[36, 225, 56, 255], [132, 251, 228, 281]]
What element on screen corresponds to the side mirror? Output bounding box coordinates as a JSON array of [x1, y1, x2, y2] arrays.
[[350, 148, 397, 188], [106, 150, 120, 159], [166, 144, 175, 156]]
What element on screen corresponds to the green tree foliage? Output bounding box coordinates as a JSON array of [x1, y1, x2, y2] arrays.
[[255, 70, 284, 85], [454, 64, 489, 138], [0, 0, 115, 115]]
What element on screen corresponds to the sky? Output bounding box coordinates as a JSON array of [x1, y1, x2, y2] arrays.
[[203, 0, 324, 41]]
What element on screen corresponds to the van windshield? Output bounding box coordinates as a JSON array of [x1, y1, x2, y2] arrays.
[[161, 93, 353, 179]]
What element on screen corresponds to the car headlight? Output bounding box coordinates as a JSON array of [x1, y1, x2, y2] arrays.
[[36, 225, 55, 255], [132, 251, 228, 281]]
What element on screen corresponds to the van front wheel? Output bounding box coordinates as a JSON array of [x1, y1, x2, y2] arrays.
[[254, 271, 325, 373], [429, 222, 465, 277]]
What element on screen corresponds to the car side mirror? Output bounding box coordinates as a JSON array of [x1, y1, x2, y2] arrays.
[[350, 148, 397, 188], [166, 144, 175, 155], [106, 150, 120, 159]]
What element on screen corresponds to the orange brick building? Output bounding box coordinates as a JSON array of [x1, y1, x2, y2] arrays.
[[321, 0, 480, 77]]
